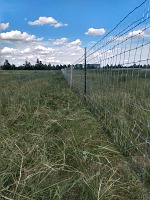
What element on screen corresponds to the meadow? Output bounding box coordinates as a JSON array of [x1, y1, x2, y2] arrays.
[[0, 70, 149, 199], [65, 67, 150, 188]]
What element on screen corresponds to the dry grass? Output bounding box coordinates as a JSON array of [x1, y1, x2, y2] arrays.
[[0, 70, 149, 199]]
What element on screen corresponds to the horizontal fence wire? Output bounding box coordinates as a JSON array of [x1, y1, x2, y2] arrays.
[[62, 0, 150, 188]]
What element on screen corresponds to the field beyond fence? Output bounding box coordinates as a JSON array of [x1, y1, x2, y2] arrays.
[[62, 67, 150, 187]]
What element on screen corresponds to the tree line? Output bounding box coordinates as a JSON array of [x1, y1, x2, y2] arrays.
[[73, 63, 150, 69], [1, 59, 150, 70], [0, 59, 70, 70]]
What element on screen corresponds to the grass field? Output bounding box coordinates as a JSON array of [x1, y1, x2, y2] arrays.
[[63, 68, 150, 188], [0, 70, 149, 199]]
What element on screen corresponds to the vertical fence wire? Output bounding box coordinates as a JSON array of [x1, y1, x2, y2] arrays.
[[62, 0, 150, 187]]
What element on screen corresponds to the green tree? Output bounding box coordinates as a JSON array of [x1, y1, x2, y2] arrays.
[[2, 60, 11, 70], [35, 59, 44, 70], [23, 60, 31, 69]]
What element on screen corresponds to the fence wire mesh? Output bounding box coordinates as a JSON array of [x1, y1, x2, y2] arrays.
[[62, 0, 150, 187]]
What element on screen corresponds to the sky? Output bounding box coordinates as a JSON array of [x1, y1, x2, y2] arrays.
[[0, 0, 149, 66]]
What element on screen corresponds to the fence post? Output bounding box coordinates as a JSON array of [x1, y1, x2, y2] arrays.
[[70, 65, 73, 88], [67, 65, 69, 84], [84, 47, 87, 102]]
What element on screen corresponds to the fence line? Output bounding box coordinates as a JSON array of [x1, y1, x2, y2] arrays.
[[62, 0, 150, 187]]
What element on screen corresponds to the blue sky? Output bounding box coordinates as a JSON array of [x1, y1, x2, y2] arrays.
[[0, 0, 148, 66]]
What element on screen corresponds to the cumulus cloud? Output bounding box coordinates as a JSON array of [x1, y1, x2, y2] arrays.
[[111, 29, 150, 41], [85, 28, 105, 36], [54, 23, 68, 28], [128, 29, 150, 38], [0, 30, 43, 43], [0, 37, 83, 66], [53, 38, 68, 45], [1, 47, 16, 54], [28, 16, 68, 28], [34, 45, 54, 54], [28, 16, 57, 25], [0, 22, 9, 30], [20, 48, 31, 54], [67, 39, 82, 47]]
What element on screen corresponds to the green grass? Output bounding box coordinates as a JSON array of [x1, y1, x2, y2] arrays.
[[0, 70, 149, 199], [65, 68, 150, 187]]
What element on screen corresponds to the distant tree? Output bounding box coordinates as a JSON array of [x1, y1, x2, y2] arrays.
[[117, 64, 122, 68], [55, 65, 60, 70], [2, 60, 11, 70], [106, 64, 110, 68], [62, 64, 67, 69], [74, 64, 82, 69], [11, 64, 16, 70], [23, 60, 32, 69], [133, 64, 137, 68], [48, 63, 53, 70], [35, 59, 45, 70]]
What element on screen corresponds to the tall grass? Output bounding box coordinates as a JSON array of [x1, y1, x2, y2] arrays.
[[0, 70, 149, 199], [63, 68, 150, 188]]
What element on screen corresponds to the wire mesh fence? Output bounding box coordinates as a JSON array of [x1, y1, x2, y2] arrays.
[[62, 0, 150, 187]]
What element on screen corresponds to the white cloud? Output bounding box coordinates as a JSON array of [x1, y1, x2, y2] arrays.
[[0, 30, 43, 43], [93, 52, 102, 58], [85, 28, 105, 36], [0, 22, 9, 30], [54, 23, 68, 28], [128, 29, 150, 38], [20, 48, 31, 54], [28, 16, 68, 28], [53, 38, 68, 45], [28, 16, 57, 25], [1, 47, 16, 54], [111, 29, 150, 41], [0, 37, 83, 66], [34, 45, 54, 54], [67, 39, 82, 47]]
